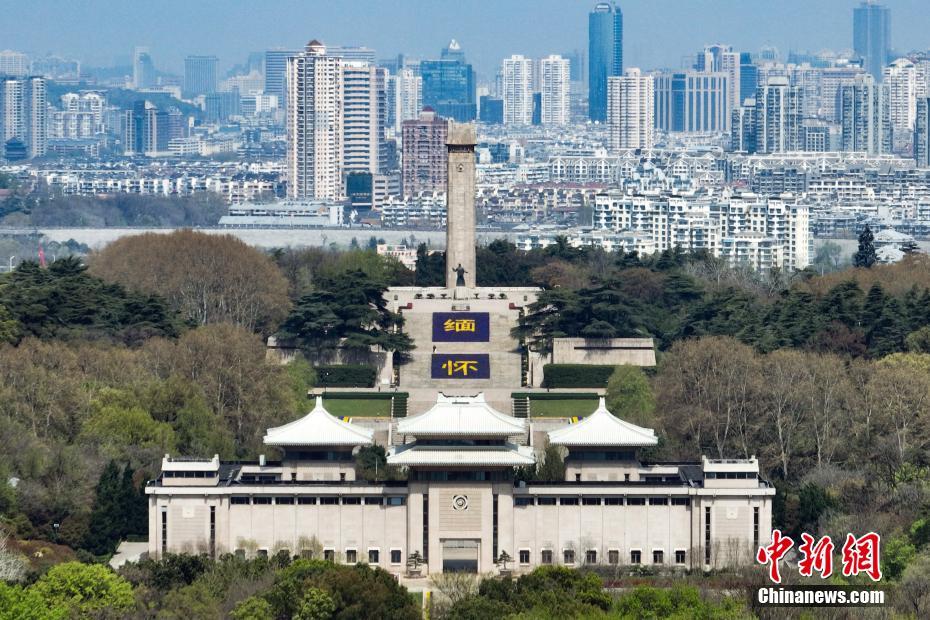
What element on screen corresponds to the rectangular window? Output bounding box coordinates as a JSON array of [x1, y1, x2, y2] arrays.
[[559, 497, 579, 506], [422, 494, 429, 563], [320, 497, 339, 505], [519, 549, 530, 564], [234, 549, 245, 559], [653, 550, 664, 564], [275, 497, 295, 505], [209, 506, 216, 558], [630, 550, 642, 564], [514, 497, 534, 506], [627, 497, 646, 506], [252, 497, 272, 505], [365, 497, 383, 505], [368, 549, 379, 564], [753, 507, 760, 550], [492, 494, 499, 561], [323, 549, 335, 562], [675, 550, 686, 564], [582, 497, 601, 506], [585, 549, 597, 564], [704, 507, 712, 565], [390, 549, 402, 564], [608, 550, 620, 565], [537, 497, 557, 506], [342, 497, 361, 505], [649, 498, 668, 506], [563, 549, 575, 564], [541, 550, 553, 565], [671, 498, 690, 506], [346, 549, 357, 564], [386, 496, 406, 506], [604, 497, 623, 505], [231, 496, 250, 505], [298, 497, 317, 505], [160, 507, 167, 555], [257, 549, 268, 558]]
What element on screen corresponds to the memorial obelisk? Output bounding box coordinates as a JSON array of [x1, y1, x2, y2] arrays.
[[445, 122, 477, 292]]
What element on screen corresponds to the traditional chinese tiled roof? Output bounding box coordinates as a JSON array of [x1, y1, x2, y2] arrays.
[[548, 397, 658, 447], [387, 443, 535, 467], [263, 397, 373, 447], [395, 393, 527, 438]]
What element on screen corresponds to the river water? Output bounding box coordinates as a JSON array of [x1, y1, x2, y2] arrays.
[[34, 227, 516, 250]]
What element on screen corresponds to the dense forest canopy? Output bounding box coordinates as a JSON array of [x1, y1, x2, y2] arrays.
[[0, 233, 929, 615]]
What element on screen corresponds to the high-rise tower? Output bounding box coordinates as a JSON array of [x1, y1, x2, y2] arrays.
[[286, 40, 343, 199], [184, 55, 218, 97], [588, 2, 622, 122], [853, 1, 891, 81]]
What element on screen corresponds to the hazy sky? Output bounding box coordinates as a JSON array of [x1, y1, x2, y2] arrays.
[[3, 0, 929, 79]]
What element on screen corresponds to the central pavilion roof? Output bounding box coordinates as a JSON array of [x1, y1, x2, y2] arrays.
[[387, 443, 535, 467], [396, 393, 527, 438], [263, 397, 373, 447], [548, 397, 658, 447]]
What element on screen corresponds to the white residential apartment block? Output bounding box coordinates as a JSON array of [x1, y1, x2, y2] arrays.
[[0, 50, 29, 76], [0, 76, 47, 158], [286, 40, 343, 199], [501, 55, 534, 125], [607, 69, 654, 151], [391, 67, 422, 134], [593, 190, 811, 271], [51, 92, 107, 139], [883, 58, 923, 149], [539, 55, 570, 126], [341, 61, 387, 174]]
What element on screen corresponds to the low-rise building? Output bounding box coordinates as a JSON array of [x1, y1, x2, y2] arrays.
[[147, 394, 773, 574]]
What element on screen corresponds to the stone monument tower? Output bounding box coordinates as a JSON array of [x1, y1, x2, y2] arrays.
[[445, 122, 477, 290]]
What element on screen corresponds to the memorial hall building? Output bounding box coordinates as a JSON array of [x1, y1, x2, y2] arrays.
[[147, 120, 773, 574]]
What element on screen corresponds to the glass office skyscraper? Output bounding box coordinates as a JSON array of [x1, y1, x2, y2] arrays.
[[420, 40, 476, 122], [588, 2, 622, 122], [853, 1, 890, 81]]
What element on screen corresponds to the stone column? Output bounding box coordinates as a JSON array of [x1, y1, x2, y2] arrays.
[[445, 122, 477, 289]]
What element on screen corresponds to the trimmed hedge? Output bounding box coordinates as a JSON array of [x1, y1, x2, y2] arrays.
[[321, 391, 406, 400], [511, 392, 600, 400], [316, 365, 377, 387], [542, 364, 615, 388]]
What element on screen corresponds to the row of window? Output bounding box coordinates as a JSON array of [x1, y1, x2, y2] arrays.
[[230, 496, 406, 506], [526, 548, 687, 566], [235, 548, 404, 565], [704, 472, 757, 479], [163, 471, 216, 478], [515, 497, 691, 507]]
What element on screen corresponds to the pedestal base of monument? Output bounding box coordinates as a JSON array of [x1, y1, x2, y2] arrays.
[[385, 286, 540, 392]]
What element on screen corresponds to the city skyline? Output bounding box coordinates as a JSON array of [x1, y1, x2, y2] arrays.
[[3, 0, 930, 78]]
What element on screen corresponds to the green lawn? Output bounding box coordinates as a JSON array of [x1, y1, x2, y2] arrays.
[[529, 399, 599, 418], [322, 398, 392, 418]]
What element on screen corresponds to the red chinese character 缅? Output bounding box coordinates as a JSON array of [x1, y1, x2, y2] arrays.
[[798, 533, 834, 579], [841, 532, 882, 581], [757, 528, 794, 583]]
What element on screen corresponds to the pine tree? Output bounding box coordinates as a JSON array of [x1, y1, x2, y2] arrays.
[[853, 225, 877, 268], [861, 283, 887, 328], [867, 297, 907, 357], [120, 465, 148, 537], [83, 461, 122, 555]]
